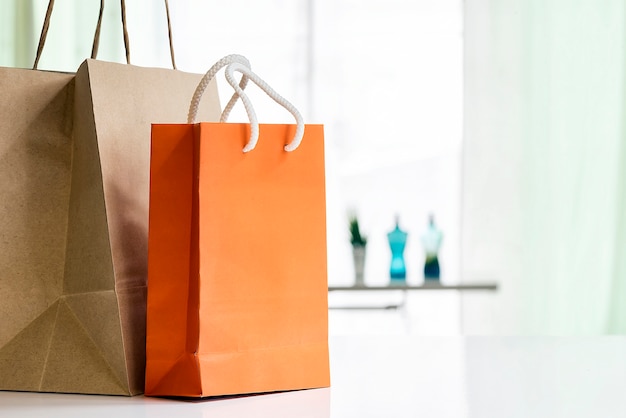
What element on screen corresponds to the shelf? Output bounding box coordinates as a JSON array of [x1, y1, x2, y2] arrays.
[[328, 282, 498, 310], [328, 282, 498, 291]]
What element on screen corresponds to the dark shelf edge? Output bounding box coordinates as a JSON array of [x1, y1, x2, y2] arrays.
[[328, 284, 498, 291]]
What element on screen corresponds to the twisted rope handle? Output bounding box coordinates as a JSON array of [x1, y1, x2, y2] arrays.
[[120, 0, 131, 64], [91, 0, 105, 59], [187, 54, 250, 124], [224, 62, 304, 152], [33, 0, 55, 69], [34, 0, 128, 67], [164, 0, 177, 69], [188, 55, 304, 152], [35, 0, 176, 69]]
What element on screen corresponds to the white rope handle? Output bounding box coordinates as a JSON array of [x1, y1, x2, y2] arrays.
[[187, 54, 250, 124], [224, 62, 304, 152], [188, 54, 305, 153]]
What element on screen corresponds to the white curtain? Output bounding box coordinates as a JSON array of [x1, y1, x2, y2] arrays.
[[463, 0, 626, 334]]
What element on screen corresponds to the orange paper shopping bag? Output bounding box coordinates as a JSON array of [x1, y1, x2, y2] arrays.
[[145, 55, 330, 397]]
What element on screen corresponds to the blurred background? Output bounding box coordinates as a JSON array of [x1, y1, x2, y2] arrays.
[[2, 0, 625, 336]]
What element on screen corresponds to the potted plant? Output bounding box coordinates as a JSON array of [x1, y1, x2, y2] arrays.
[[349, 215, 367, 286]]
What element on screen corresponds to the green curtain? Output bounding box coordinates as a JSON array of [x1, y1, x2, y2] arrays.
[[0, 1, 34, 68], [463, 0, 626, 334]]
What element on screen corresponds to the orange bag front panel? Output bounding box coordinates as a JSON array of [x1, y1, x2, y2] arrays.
[[146, 122, 329, 397]]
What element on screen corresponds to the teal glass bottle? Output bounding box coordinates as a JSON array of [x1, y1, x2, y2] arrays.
[[387, 217, 408, 283]]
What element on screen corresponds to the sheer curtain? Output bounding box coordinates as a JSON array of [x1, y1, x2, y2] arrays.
[[1, 1, 35, 68], [463, 0, 626, 334]]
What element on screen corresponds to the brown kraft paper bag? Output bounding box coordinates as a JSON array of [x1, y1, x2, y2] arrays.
[[0, 1, 220, 395]]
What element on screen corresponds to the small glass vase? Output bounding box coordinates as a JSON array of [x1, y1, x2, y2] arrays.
[[352, 245, 366, 286]]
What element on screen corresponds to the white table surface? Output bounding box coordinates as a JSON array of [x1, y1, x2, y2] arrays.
[[1, 336, 625, 418]]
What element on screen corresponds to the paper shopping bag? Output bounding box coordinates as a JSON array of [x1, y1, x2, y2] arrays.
[[0, 60, 220, 395], [1, 56, 220, 400], [145, 56, 330, 397], [146, 123, 330, 397], [1, 0, 222, 396]]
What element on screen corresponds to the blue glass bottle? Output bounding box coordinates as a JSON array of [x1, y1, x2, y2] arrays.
[[387, 217, 408, 284]]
